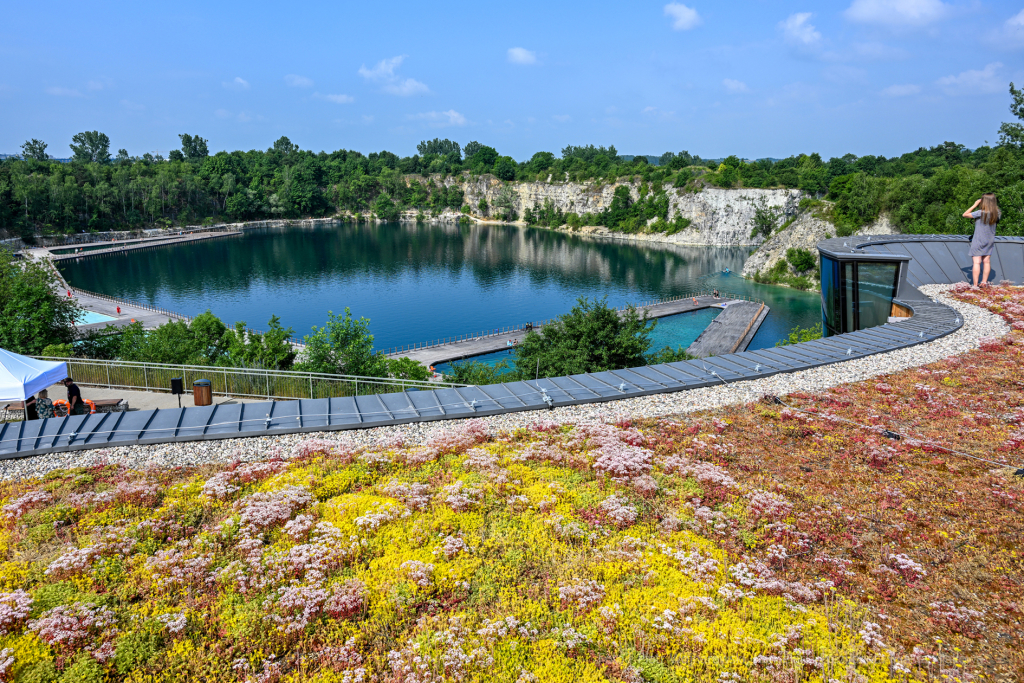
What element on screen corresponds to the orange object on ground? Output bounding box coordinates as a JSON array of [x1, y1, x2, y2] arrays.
[[84, 399, 96, 414]]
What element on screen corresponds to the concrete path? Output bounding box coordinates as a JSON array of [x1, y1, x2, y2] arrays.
[[391, 296, 747, 366], [49, 231, 240, 262], [70, 290, 190, 333], [686, 301, 768, 358], [39, 384, 264, 411]]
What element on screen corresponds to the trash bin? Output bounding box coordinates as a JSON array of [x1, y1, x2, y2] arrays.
[[193, 379, 212, 407]]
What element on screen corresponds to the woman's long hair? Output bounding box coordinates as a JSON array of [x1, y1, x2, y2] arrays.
[[979, 193, 1001, 224]]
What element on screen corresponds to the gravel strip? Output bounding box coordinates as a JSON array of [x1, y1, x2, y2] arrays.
[[0, 285, 1008, 481]]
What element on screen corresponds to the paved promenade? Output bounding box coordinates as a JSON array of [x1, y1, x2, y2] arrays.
[[390, 296, 756, 366], [49, 231, 240, 262]]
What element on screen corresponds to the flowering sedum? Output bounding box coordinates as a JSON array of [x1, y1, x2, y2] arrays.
[[0, 284, 1021, 681]]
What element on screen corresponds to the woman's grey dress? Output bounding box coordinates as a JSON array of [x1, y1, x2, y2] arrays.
[[969, 210, 996, 257]]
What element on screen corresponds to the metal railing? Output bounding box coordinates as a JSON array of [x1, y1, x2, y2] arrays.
[[70, 286, 194, 323], [48, 231, 241, 261], [380, 289, 765, 356], [35, 357, 469, 401], [65, 287, 308, 349]]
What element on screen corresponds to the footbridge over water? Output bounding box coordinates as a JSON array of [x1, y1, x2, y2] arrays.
[[2, 235, 1021, 460]]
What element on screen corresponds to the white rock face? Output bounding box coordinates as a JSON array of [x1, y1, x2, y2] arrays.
[[740, 212, 901, 280], [445, 175, 800, 247]]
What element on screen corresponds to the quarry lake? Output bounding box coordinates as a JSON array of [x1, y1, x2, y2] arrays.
[[60, 221, 821, 355]]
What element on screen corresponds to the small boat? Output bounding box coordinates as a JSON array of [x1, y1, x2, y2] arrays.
[[722, 268, 730, 274]]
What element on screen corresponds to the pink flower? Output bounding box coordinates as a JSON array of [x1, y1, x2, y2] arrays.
[[0, 590, 33, 635], [2, 490, 51, 520]]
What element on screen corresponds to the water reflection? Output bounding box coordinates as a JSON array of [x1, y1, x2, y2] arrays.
[[60, 222, 820, 351]]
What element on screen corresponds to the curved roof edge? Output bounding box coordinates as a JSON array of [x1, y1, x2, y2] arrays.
[[1, 235, 997, 460]]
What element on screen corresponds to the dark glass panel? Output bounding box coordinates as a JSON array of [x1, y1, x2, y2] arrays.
[[856, 262, 898, 330]]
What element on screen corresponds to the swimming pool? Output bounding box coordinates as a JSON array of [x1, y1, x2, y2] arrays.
[[434, 307, 723, 375], [77, 310, 117, 325]]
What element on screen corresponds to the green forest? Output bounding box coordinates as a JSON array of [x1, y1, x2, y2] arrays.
[[2, 83, 1022, 238]]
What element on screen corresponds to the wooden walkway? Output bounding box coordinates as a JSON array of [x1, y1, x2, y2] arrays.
[[390, 296, 757, 366], [49, 231, 240, 262], [685, 301, 768, 358]]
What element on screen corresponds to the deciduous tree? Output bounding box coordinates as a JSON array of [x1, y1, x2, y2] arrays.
[[69, 131, 111, 164]]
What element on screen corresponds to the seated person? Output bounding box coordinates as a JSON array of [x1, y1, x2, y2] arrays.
[[36, 390, 56, 419]]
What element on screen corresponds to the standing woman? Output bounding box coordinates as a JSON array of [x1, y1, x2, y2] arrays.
[[962, 193, 1000, 287]]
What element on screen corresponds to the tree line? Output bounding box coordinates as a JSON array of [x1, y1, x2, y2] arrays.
[[2, 83, 1022, 238]]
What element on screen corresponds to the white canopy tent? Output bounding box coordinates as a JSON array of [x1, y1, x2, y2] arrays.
[[0, 349, 68, 403]]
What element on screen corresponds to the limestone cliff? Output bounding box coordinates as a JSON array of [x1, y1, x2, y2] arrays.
[[438, 175, 801, 247], [739, 211, 899, 280]]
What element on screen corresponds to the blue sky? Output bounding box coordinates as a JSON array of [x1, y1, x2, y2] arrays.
[[2, 0, 1023, 160]]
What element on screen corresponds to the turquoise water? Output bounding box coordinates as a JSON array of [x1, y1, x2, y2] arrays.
[[77, 311, 116, 325], [435, 307, 722, 374], [59, 222, 821, 352]]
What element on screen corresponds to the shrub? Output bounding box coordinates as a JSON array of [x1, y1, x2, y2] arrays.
[[786, 248, 817, 273]]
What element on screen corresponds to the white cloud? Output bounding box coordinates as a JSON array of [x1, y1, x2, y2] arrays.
[[844, 0, 949, 27], [779, 13, 821, 46], [359, 55, 405, 81], [86, 80, 107, 91], [664, 3, 702, 30], [410, 109, 467, 126], [507, 47, 537, 65], [45, 87, 82, 97], [881, 83, 921, 96], [937, 62, 1003, 94], [285, 74, 314, 88], [359, 55, 429, 96], [723, 78, 748, 93], [314, 92, 354, 104], [997, 8, 1024, 48], [552, 114, 571, 122], [642, 106, 676, 119], [120, 99, 145, 111], [214, 108, 232, 119], [223, 76, 250, 90], [383, 79, 429, 96]]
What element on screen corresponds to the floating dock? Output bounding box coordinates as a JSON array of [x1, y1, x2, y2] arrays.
[[686, 301, 769, 358]]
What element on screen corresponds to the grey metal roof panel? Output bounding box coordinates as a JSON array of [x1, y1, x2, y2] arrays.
[[900, 242, 949, 285], [698, 358, 749, 379], [929, 241, 971, 283], [655, 362, 705, 383], [663, 362, 718, 386], [628, 366, 686, 389], [604, 368, 659, 391], [644, 363, 702, 385], [845, 328, 906, 350], [790, 340, 849, 360], [764, 345, 821, 365], [708, 355, 768, 375], [996, 243, 1023, 284], [740, 349, 801, 370], [708, 353, 764, 373]]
